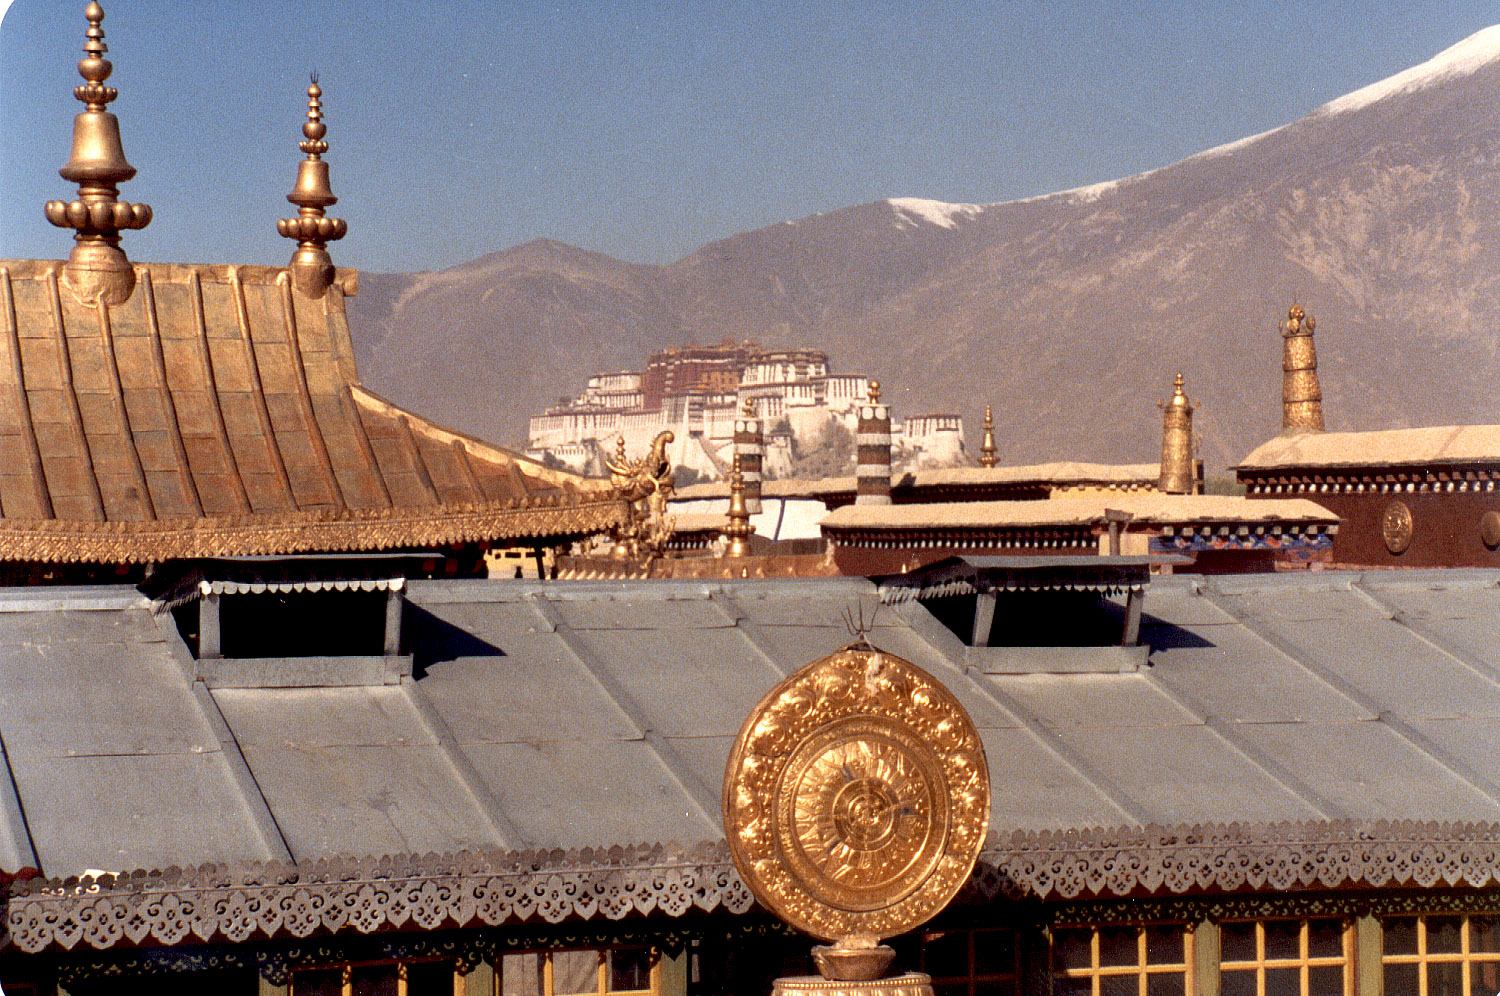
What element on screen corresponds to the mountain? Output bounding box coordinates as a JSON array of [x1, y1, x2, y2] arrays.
[[349, 27, 1500, 472]]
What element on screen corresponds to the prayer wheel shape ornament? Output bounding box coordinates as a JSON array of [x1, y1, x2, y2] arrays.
[[1158, 373, 1196, 494], [1281, 305, 1324, 434], [724, 643, 990, 995]]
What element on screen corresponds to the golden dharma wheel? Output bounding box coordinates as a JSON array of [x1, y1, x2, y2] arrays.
[[723, 643, 990, 942]]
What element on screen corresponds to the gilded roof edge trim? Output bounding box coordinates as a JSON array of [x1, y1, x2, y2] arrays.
[[9, 819, 1500, 952], [0, 498, 625, 563]]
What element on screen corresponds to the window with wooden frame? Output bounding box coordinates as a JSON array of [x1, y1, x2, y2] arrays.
[[290, 958, 460, 996], [500, 947, 659, 996], [916, 927, 1020, 996], [1218, 918, 1351, 996], [1382, 914, 1500, 996], [1050, 923, 1195, 995]]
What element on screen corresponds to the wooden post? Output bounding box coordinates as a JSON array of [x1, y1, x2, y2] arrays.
[[1122, 588, 1144, 646], [971, 591, 997, 647], [1355, 914, 1382, 996], [1192, 919, 1220, 996], [383, 586, 403, 657], [200, 592, 221, 659]]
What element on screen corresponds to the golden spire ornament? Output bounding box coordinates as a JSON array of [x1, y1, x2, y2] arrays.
[[277, 74, 348, 297], [44, 1, 152, 306], [978, 403, 996, 468], [1157, 372, 1197, 494], [722, 455, 756, 558]]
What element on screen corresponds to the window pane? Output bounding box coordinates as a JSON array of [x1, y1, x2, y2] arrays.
[[932, 982, 968, 996], [1384, 963, 1420, 995], [1263, 966, 1300, 996], [1221, 923, 1257, 963], [1145, 926, 1184, 965], [1264, 921, 1300, 961], [1307, 964, 1344, 995], [973, 981, 1017, 996], [1307, 920, 1343, 959], [406, 962, 455, 996], [1383, 917, 1419, 955], [1050, 977, 1091, 996], [553, 951, 601, 996], [1098, 927, 1138, 967], [1429, 917, 1464, 955], [609, 949, 653, 992], [973, 930, 1016, 977], [923, 931, 970, 978], [1472, 960, 1500, 995], [502, 954, 544, 996], [1429, 961, 1464, 996], [293, 970, 343, 996], [1099, 976, 1137, 996], [1473, 916, 1500, 955], [1146, 974, 1185, 996], [350, 965, 398, 996], [1054, 929, 1093, 971], [1219, 969, 1257, 996]]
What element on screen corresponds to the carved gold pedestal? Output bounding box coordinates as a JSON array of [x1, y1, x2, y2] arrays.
[[772, 972, 934, 996]]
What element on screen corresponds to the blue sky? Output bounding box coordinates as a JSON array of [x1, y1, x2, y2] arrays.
[[2, 1, 1497, 273]]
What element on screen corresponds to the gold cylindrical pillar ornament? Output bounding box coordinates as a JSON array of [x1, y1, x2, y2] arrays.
[[1158, 373, 1196, 494], [978, 403, 996, 468], [1281, 305, 1324, 433], [44, 2, 152, 306], [277, 75, 348, 298]]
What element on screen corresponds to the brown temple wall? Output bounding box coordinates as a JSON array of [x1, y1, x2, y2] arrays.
[[1263, 490, 1500, 568]]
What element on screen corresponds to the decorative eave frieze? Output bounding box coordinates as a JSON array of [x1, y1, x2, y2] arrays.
[[1241, 465, 1500, 496], [13, 821, 1500, 955], [0, 498, 625, 564], [824, 526, 1097, 551]]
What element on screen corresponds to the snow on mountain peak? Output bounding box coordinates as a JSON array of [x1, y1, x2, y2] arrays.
[[887, 197, 985, 229], [1318, 24, 1500, 117]]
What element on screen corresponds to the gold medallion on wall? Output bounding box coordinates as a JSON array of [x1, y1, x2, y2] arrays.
[[1382, 500, 1414, 555], [723, 643, 989, 943], [1481, 511, 1500, 551]]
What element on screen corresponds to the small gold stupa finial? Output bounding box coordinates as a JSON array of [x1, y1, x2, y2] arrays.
[[722, 455, 756, 558], [742, 396, 755, 417], [44, 1, 152, 307], [867, 379, 881, 404], [978, 403, 996, 468], [277, 74, 348, 297], [1158, 372, 1197, 494]]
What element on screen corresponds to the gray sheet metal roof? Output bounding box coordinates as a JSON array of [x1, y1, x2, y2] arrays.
[[10, 572, 1500, 877]]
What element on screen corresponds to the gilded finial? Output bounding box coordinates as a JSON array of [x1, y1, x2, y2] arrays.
[[978, 403, 996, 468], [1158, 372, 1197, 494], [867, 380, 881, 404], [278, 73, 348, 297], [722, 455, 756, 558], [742, 396, 755, 417], [44, 1, 152, 306]]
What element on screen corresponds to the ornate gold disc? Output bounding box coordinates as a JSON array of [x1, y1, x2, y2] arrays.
[[1383, 500, 1414, 555], [723, 644, 989, 941]]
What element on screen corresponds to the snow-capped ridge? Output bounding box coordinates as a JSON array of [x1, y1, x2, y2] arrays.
[[886, 197, 986, 229], [1317, 23, 1500, 117]]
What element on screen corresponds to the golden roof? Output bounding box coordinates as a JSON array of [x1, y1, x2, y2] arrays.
[[0, 259, 618, 563], [1237, 425, 1500, 472]]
